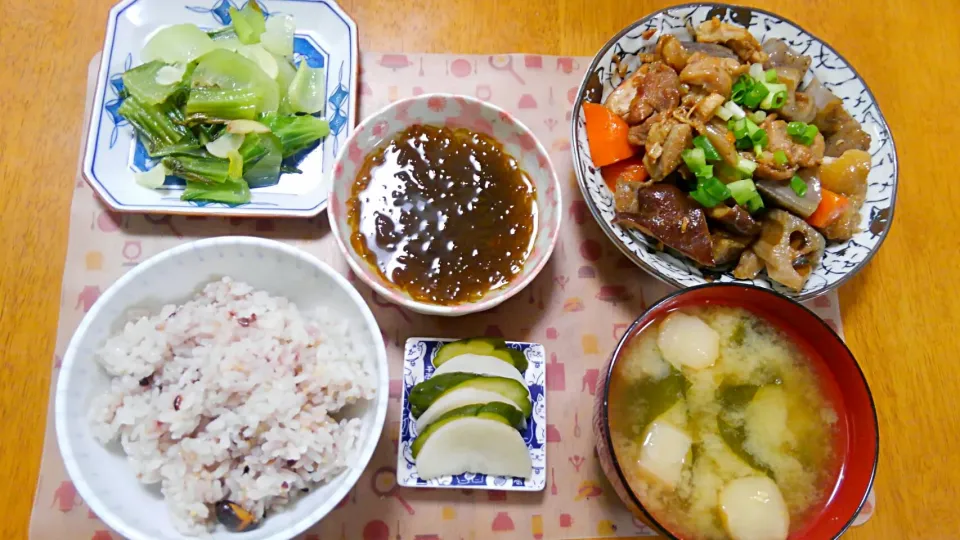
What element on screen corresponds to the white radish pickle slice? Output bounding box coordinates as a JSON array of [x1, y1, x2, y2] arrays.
[[415, 388, 523, 432], [657, 312, 721, 370], [415, 417, 532, 479], [720, 476, 790, 540], [431, 354, 526, 385], [638, 420, 692, 489]]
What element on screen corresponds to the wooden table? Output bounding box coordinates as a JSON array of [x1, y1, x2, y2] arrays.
[[3, 0, 959, 538]]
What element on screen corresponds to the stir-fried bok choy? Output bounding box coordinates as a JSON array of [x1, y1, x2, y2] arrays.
[[117, 2, 328, 205]]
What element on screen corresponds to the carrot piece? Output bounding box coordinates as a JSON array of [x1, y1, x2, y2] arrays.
[[601, 156, 649, 190], [583, 102, 636, 167], [807, 188, 850, 229]]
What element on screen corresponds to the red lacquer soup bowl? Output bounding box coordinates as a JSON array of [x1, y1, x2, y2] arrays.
[[593, 283, 879, 539]]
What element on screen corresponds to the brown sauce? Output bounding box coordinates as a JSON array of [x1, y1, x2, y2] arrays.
[[347, 124, 538, 305]]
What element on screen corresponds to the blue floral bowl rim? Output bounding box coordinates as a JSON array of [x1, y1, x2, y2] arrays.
[[569, 2, 900, 302]]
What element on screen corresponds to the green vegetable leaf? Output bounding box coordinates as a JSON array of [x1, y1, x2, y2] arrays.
[[287, 61, 326, 115], [192, 49, 280, 113], [141, 24, 216, 64], [239, 133, 283, 187], [118, 96, 196, 156], [181, 178, 251, 205], [122, 61, 183, 105], [230, 1, 267, 44], [162, 154, 231, 184], [185, 87, 260, 120], [261, 114, 330, 158]]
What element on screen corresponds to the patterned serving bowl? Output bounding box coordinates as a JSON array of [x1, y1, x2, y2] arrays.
[[84, 0, 357, 217], [327, 93, 562, 317], [570, 3, 898, 300]]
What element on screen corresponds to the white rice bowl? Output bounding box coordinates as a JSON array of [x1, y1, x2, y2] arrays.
[[56, 238, 389, 540]]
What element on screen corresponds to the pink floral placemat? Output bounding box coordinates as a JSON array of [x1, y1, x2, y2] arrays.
[[30, 52, 874, 540]]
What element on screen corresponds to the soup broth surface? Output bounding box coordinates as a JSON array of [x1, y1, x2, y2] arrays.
[[608, 306, 839, 539]]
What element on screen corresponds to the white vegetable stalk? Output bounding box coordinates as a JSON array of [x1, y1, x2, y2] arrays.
[[205, 133, 246, 158]]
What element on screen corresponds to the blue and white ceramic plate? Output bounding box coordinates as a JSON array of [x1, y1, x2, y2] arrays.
[[571, 3, 898, 301], [397, 338, 547, 491], [84, 0, 357, 217]]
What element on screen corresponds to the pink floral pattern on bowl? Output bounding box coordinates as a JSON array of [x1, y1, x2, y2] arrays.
[[327, 93, 562, 316]]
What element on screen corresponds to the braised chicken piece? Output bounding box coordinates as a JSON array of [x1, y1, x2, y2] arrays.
[[679, 52, 746, 97], [656, 34, 690, 71], [642, 117, 693, 181], [755, 117, 825, 180], [624, 62, 681, 125], [605, 68, 645, 118], [627, 111, 667, 147], [694, 18, 768, 64]]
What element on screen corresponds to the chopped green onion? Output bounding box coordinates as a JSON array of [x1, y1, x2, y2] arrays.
[[735, 137, 754, 151], [230, 1, 267, 45], [786, 122, 819, 145], [769, 91, 788, 109], [725, 101, 747, 120], [693, 135, 722, 162], [698, 164, 715, 179], [790, 175, 808, 197], [742, 83, 770, 108], [751, 128, 768, 147], [682, 148, 708, 173], [689, 189, 719, 208], [747, 110, 767, 124], [728, 179, 758, 205], [759, 83, 788, 109], [787, 122, 807, 136], [749, 63, 765, 81], [736, 158, 758, 177], [765, 69, 778, 83], [729, 117, 748, 140], [746, 195, 765, 213], [731, 76, 752, 104], [716, 103, 734, 121], [702, 177, 731, 200], [773, 149, 788, 166]]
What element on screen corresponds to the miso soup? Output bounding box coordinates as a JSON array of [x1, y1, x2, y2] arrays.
[[608, 306, 839, 540]]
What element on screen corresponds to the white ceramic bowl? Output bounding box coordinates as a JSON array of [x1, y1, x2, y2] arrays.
[[55, 237, 389, 540], [327, 93, 562, 317]]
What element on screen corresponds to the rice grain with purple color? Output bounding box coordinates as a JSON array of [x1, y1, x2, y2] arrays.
[[89, 277, 376, 535]]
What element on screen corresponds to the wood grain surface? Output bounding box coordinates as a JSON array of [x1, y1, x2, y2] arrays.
[[2, 1, 959, 538]]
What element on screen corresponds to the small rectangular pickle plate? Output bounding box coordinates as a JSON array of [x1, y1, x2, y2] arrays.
[[397, 338, 547, 491]]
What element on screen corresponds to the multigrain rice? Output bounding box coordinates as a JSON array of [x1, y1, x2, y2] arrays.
[[89, 278, 375, 535]]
